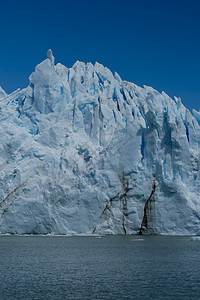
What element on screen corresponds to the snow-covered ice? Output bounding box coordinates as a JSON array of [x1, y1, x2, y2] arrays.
[[0, 50, 200, 235]]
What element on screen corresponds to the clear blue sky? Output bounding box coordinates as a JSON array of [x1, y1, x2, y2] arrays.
[[0, 0, 199, 111]]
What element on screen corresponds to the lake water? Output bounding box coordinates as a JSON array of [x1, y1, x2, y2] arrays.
[[0, 235, 200, 300]]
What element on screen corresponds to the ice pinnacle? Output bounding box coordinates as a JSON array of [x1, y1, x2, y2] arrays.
[[47, 49, 55, 65]]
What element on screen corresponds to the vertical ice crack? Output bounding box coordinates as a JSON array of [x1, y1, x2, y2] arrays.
[[139, 178, 156, 235], [92, 171, 131, 234], [98, 97, 103, 146], [141, 129, 145, 162], [120, 171, 129, 234]]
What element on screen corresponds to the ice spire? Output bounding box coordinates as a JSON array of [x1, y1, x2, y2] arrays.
[[0, 86, 7, 99], [47, 49, 55, 65]]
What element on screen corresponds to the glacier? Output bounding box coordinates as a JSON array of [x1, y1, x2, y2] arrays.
[[0, 50, 200, 235]]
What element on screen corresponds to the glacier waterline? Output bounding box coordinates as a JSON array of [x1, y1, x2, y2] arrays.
[[0, 50, 200, 235]]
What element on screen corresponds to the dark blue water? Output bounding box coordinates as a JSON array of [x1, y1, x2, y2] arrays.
[[0, 235, 200, 300]]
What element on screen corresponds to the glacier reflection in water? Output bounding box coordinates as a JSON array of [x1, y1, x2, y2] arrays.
[[0, 235, 200, 300]]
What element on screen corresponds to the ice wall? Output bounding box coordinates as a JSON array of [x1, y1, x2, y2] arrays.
[[0, 50, 200, 235]]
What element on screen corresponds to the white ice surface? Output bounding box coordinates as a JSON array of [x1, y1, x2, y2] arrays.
[[0, 51, 200, 235]]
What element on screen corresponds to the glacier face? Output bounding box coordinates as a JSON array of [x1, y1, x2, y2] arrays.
[[0, 51, 200, 235]]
